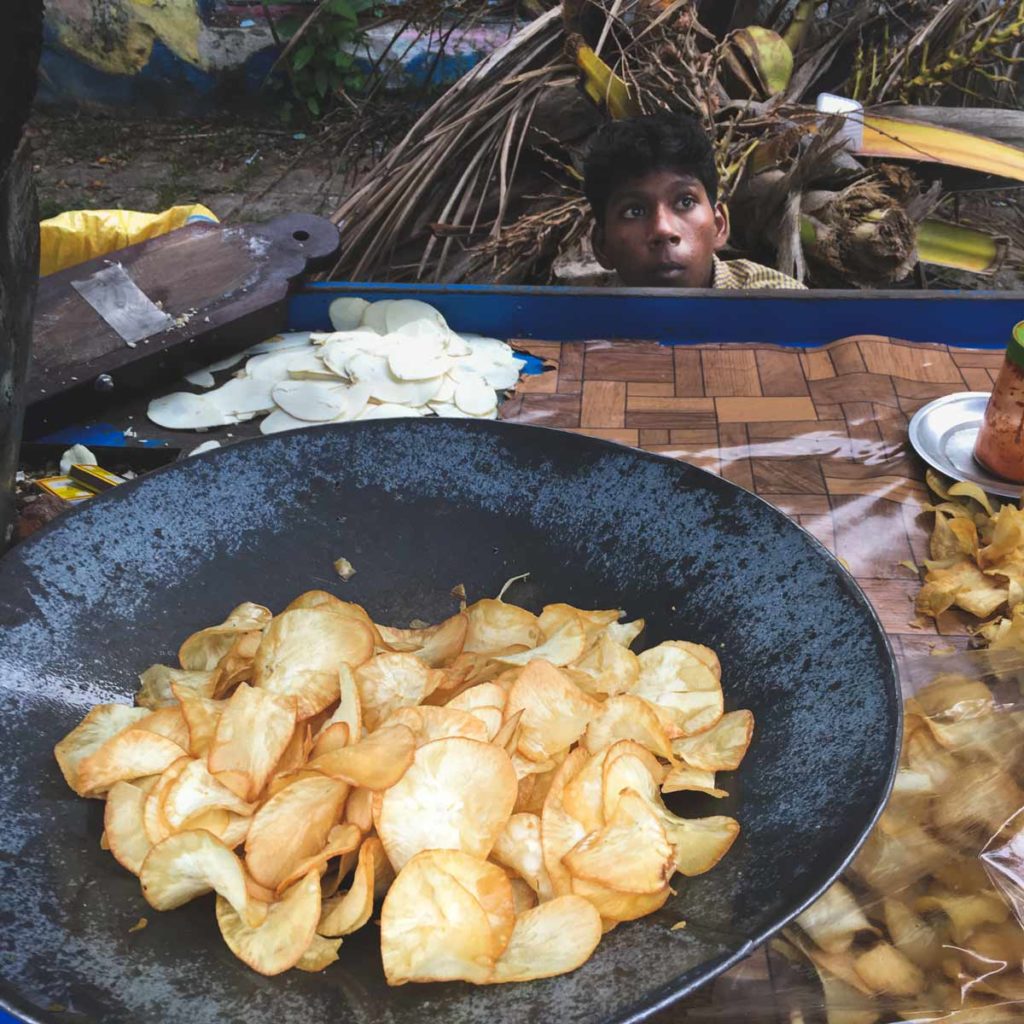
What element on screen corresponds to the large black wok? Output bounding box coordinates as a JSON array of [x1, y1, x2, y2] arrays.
[[0, 419, 899, 1024]]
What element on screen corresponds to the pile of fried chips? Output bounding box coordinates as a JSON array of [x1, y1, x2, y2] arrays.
[[781, 667, 1024, 1023], [915, 472, 1024, 631], [54, 591, 752, 983]]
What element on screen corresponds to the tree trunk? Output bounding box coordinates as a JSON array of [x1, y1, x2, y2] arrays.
[[0, 0, 42, 550]]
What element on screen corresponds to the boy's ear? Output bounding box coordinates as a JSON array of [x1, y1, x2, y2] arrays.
[[592, 221, 614, 270], [712, 202, 730, 252]]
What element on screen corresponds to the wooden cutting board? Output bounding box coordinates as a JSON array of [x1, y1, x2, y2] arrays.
[[25, 213, 340, 438]]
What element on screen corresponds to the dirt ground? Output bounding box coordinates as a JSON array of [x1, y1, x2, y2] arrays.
[[26, 108, 402, 225]]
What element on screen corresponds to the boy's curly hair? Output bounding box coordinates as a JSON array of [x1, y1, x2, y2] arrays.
[[583, 113, 719, 225]]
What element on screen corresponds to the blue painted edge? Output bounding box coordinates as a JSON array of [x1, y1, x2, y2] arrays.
[[289, 281, 1024, 349], [516, 353, 546, 374], [34, 424, 170, 448]]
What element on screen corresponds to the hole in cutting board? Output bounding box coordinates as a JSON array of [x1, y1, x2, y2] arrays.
[[293, 230, 310, 242]]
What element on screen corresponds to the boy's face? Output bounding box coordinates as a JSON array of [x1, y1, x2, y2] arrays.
[[592, 169, 729, 288]]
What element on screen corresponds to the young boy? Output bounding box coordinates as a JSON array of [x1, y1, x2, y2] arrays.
[[583, 113, 805, 290]]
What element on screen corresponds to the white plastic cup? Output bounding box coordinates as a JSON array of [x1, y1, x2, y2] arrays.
[[816, 92, 865, 150]]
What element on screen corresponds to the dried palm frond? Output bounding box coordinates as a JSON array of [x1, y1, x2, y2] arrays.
[[853, 0, 1024, 106], [331, 9, 571, 281], [329, 0, 1022, 288], [800, 178, 919, 288], [450, 194, 590, 282], [726, 119, 854, 282], [614, 0, 718, 121]]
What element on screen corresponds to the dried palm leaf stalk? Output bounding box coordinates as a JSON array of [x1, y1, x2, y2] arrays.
[[332, 10, 569, 281]]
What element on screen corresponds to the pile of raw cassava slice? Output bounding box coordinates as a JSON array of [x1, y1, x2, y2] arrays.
[[54, 590, 754, 984], [146, 298, 526, 433]]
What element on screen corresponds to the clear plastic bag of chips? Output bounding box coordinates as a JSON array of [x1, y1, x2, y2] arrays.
[[672, 645, 1024, 1023]]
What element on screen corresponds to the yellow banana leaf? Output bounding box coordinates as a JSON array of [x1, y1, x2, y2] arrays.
[[572, 44, 640, 119], [916, 219, 1009, 275], [859, 115, 1024, 183], [782, 0, 818, 53]]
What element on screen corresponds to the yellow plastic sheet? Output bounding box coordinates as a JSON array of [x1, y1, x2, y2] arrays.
[[39, 204, 218, 277]]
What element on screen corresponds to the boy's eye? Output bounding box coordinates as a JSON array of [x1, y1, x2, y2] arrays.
[[622, 204, 645, 219], [675, 195, 697, 210]]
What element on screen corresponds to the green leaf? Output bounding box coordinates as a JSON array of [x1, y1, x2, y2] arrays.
[[306, 94, 321, 116], [334, 51, 353, 68], [277, 14, 302, 38], [326, 0, 353, 14], [293, 43, 316, 71], [315, 67, 329, 96]]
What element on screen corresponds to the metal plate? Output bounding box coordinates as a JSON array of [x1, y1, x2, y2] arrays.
[[0, 419, 899, 1024], [908, 390, 1021, 500]]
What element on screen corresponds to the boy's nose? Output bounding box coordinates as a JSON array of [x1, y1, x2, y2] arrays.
[[649, 203, 680, 244]]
